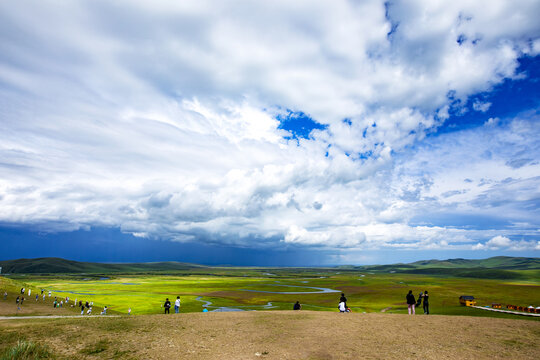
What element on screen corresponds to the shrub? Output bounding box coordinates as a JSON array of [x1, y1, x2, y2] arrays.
[[0, 340, 54, 360]]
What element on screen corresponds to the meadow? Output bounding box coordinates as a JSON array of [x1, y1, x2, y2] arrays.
[[4, 266, 539, 319]]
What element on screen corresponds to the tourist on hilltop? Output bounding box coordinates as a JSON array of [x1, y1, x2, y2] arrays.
[[128, 307, 132, 315], [293, 301, 301, 310], [16, 296, 20, 304], [3, 291, 7, 300], [41, 289, 44, 295], [81, 304, 85, 315], [174, 296, 181, 314], [423, 291, 429, 315], [42, 293, 45, 301], [164, 298, 171, 314], [20, 288, 24, 294], [340, 293, 347, 309], [406, 290, 416, 315], [28, 288, 31, 297], [48, 290, 51, 297], [416, 291, 423, 308], [53, 299, 57, 308], [101, 306, 108, 315], [20, 296, 25, 305], [87, 307, 92, 315], [338, 301, 346, 313], [35, 294, 39, 301]]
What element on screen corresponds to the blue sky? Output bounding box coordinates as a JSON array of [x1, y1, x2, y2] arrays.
[[0, 1, 539, 266]]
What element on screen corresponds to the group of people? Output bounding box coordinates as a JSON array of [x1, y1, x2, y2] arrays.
[[163, 296, 181, 314], [292, 291, 430, 315], [5, 287, 112, 315], [406, 290, 429, 315], [292, 293, 352, 313]]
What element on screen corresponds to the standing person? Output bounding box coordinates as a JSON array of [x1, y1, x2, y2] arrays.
[[164, 298, 171, 314], [406, 290, 416, 315], [20, 296, 24, 305], [48, 290, 51, 297], [293, 301, 301, 310], [53, 299, 57, 308], [416, 292, 423, 308], [174, 296, 181, 314], [81, 304, 85, 315], [128, 307, 131, 315], [423, 291, 429, 314], [16, 296, 20, 305], [42, 293, 46, 301], [339, 293, 347, 309], [338, 301, 346, 313], [41, 289, 44, 295], [28, 289, 31, 297], [3, 291, 7, 300], [20, 288, 24, 295], [35, 294, 39, 301]]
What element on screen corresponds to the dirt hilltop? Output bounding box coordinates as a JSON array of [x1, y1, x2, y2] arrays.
[[1, 311, 539, 359]]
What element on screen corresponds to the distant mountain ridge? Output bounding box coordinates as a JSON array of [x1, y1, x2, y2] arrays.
[[0, 256, 538, 275], [349, 256, 540, 280], [0, 257, 204, 274]]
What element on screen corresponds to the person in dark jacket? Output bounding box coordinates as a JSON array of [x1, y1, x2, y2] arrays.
[[406, 290, 416, 315], [293, 301, 301, 310], [423, 290, 429, 314], [339, 293, 347, 309], [164, 298, 171, 314]]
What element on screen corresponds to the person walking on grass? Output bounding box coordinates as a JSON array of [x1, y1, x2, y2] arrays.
[[406, 290, 416, 315], [293, 301, 301, 310], [423, 290, 429, 314], [35, 294, 38, 302], [164, 298, 171, 314], [174, 296, 181, 314], [3, 291, 7, 300]]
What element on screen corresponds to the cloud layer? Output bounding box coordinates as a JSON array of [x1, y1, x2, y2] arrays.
[[1, 0, 539, 256]]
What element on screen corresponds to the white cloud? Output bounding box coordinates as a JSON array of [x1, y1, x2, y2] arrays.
[[473, 236, 539, 251], [473, 101, 492, 112], [0, 1, 539, 253]]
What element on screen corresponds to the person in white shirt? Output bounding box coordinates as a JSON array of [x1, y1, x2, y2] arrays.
[[174, 296, 181, 314], [338, 301, 346, 313]]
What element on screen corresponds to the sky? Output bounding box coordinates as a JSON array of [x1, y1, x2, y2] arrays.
[[0, 0, 539, 266]]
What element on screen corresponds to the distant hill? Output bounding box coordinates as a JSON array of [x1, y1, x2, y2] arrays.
[[350, 256, 540, 279], [0, 257, 204, 274], [409, 256, 540, 270]]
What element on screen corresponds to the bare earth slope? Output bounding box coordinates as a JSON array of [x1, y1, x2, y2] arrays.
[[1, 311, 539, 360]]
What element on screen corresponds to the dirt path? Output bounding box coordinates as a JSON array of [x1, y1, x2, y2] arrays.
[[1, 311, 538, 359], [0, 315, 119, 320], [470, 305, 540, 317]]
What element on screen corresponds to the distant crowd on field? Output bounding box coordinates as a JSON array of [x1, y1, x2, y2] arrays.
[[1, 286, 112, 316]]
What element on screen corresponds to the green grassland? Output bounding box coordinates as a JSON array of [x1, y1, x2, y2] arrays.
[[3, 266, 539, 320]]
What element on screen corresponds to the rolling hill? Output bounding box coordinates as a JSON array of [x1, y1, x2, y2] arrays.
[[0, 257, 204, 274]]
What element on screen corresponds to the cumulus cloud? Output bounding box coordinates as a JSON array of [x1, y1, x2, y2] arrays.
[[473, 236, 539, 251], [0, 0, 539, 254]]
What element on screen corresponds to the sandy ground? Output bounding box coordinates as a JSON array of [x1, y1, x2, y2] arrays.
[[1, 310, 539, 360]]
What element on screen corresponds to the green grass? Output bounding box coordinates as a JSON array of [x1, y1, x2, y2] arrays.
[[4, 266, 537, 320], [0, 340, 54, 360]]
